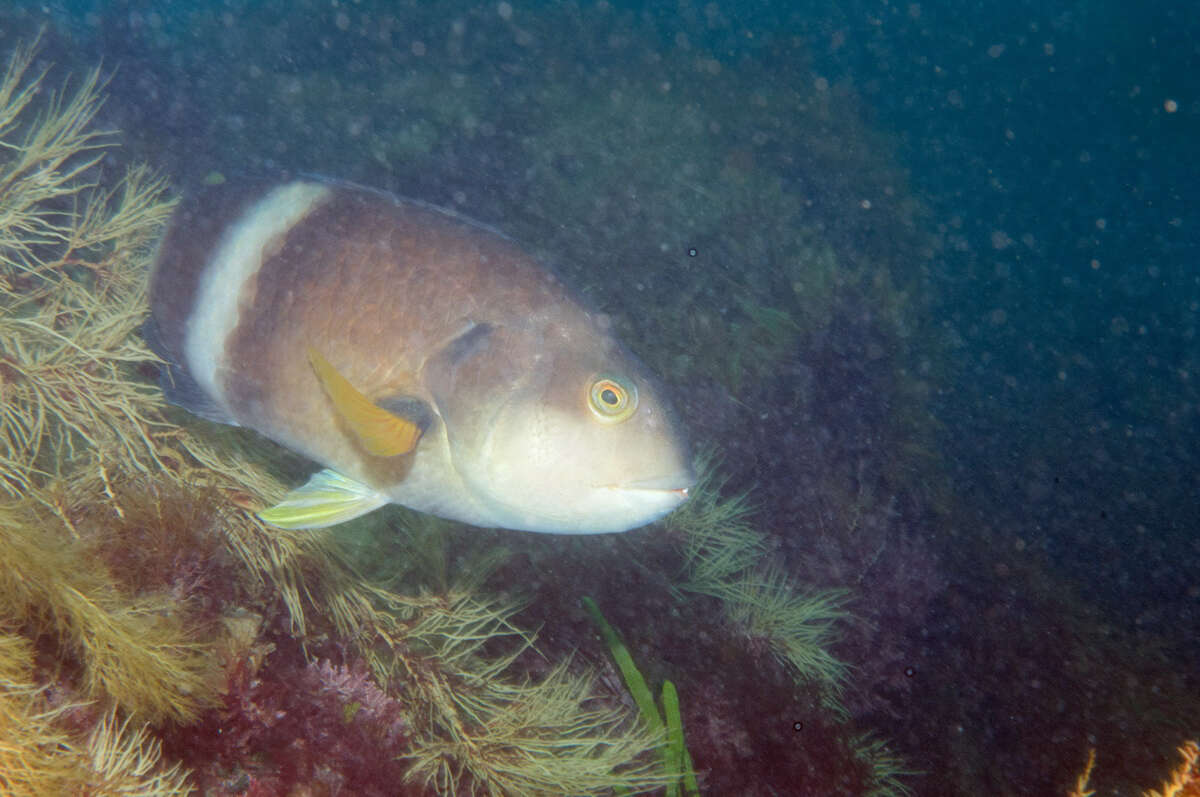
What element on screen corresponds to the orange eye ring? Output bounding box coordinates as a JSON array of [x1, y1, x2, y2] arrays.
[[588, 375, 637, 423]]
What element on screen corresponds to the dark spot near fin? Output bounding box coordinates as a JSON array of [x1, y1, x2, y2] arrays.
[[376, 394, 436, 437], [423, 321, 498, 407], [442, 322, 495, 369], [141, 318, 237, 426]]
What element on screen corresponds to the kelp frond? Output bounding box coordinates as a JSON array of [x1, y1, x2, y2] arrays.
[[1067, 748, 1097, 797], [666, 453, 850, 697], [582, 596, 700, 796], [723, 564, 849, 691], [221, 511, 666, 795], [0, 38, 115, 287], [853, 733, 916, 797], [404, 660, 668, 796], [0, 40, 45, 140], [1070, 741, 1200, 797], [0, 637, 192, 796], [67, 163, 174, 257], [0, 41, 177, 506], [0, 500, 217, 724], [375, 507, 511, 594], [75, 592, 214, 725], [664, 451, 766, 594], [1144, 740, 1200, 797], [0, 632, 86, 795], [85, 710, 192, 796], [0, 303, 173, 498]]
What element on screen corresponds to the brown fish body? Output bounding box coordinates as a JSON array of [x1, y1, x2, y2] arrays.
[[148, 179, 692, 533]]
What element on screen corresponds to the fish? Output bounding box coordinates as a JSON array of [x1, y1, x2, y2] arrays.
[[145, 178, 694, 534]]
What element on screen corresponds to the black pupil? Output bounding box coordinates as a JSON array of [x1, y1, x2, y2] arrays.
[[601, 388, 619, 406]]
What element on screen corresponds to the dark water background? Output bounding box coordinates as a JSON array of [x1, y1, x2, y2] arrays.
[[806, 0, 1199, 637], [5, 0, 1196, 793]]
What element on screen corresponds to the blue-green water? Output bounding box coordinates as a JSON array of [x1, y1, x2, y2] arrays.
[[6, 1, 1196, 793]]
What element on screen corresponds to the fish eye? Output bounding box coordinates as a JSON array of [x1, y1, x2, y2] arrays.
[[588, 374, 638, 423]]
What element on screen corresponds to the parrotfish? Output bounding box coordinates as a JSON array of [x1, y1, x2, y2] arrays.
[[145, 179, 693, 533]]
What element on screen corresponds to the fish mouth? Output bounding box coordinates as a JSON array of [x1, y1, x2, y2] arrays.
[[605, 486, 690, 501], [601, 474, 695, 500]]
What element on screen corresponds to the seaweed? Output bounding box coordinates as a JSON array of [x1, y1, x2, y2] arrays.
[[582, 595, 700, 796], [0, 39, 177, 525], [665, 455, 849, 698], [1070, 741, 1200, 797], [84, 709, 193, 796], [0, 631, 83, 794], [1145, 741, 1200, 797], [0, 631, 191, 795], [0, 499, 218, 724], [661, 681, 699, 797], [852, 733, 917, 797], [665, 453, 768, 596], [720, 564, 849, 700], [218, 511, 669, 794]]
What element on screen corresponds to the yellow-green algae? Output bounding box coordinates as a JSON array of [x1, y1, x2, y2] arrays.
[[665, 454, 849, 700]]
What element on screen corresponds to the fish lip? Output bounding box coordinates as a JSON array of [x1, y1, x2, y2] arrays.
[[600, 478, 694, 499], [623, 472, 695, 492]]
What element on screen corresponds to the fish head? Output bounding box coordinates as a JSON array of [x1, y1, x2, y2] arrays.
[[425, 318, 693, 533]]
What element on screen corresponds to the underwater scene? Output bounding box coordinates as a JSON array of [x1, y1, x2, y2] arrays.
[[0, 1, 1195, 794]]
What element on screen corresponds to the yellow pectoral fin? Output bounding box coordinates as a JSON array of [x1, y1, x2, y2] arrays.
[[308, 347, 423, 457]]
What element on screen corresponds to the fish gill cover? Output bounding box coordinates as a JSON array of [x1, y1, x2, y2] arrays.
[[0, 0, 1195, 795]]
